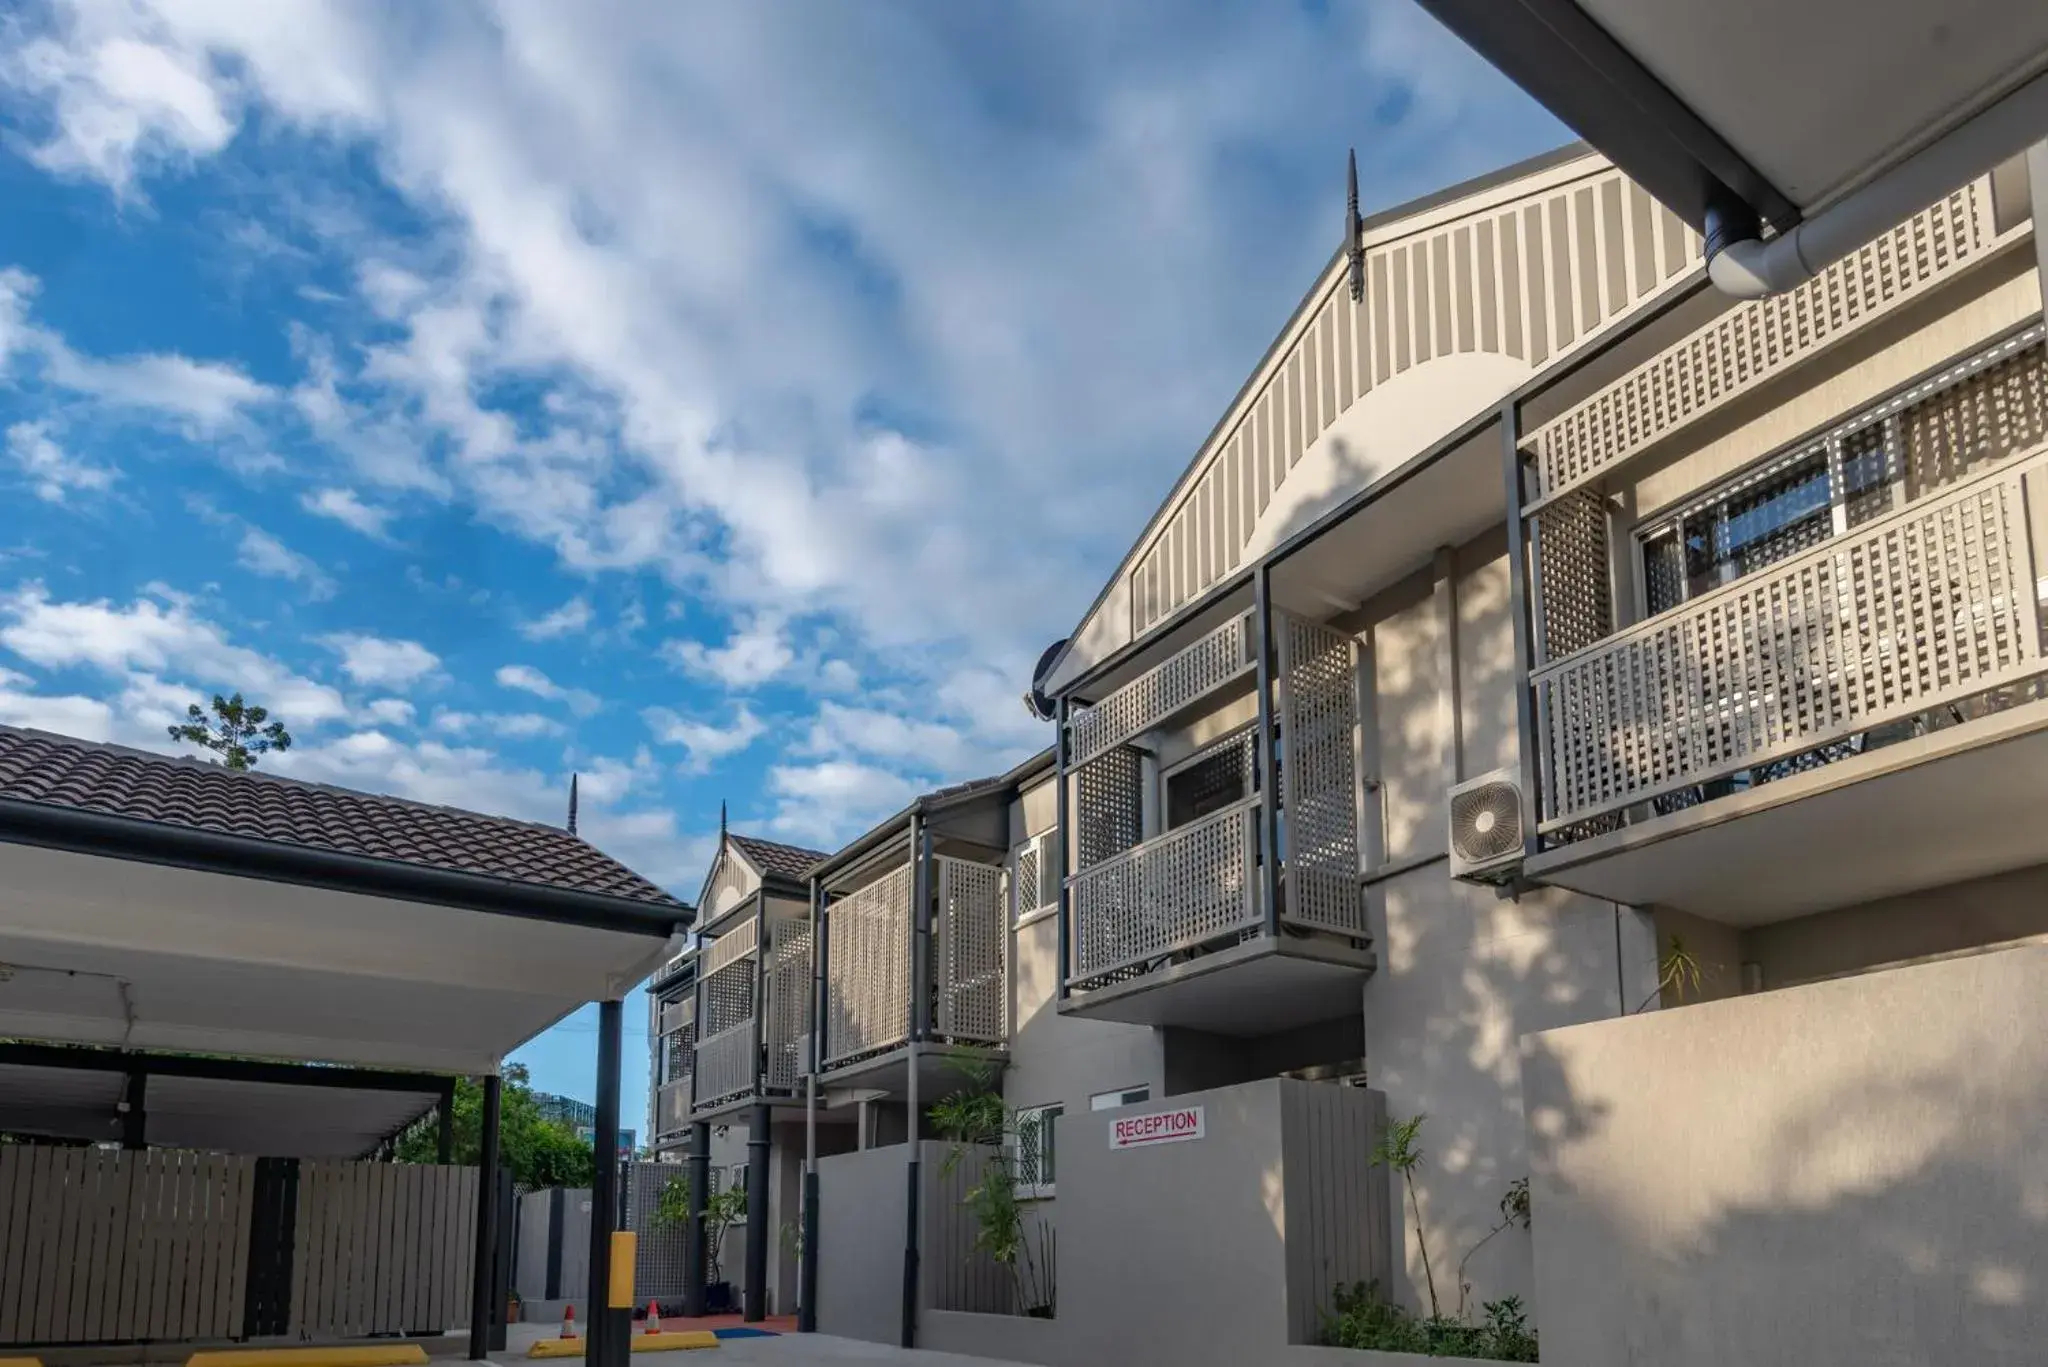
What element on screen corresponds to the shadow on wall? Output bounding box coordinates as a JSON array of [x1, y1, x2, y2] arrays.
[[1522, 945, 2048, 1365]]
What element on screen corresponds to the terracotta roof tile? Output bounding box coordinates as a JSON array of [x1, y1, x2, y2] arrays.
[[728, 833, 828, 881], [0, 726, 685, 909]]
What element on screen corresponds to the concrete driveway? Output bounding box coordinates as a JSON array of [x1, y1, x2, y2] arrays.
[[495, 1320, 1029, 1367]]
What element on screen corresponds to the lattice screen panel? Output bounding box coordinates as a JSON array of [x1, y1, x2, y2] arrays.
[[1535, 450, 2048, 828], [1069, 798, 1260, 984], [1011, 833, 1051, 924], [1278, 614, 1363, 933], [691, 1019, 756, 1112], [1075, 745, 1144, 870], [763, 910, 813, 1092], [1525, 181, 1998, 503], [1536, 489, 1614, 662], [1902, 341, 2048, 501], [935, 856, 1006, 1044], [823, 862, 913, 1066], [1071, 613, 1254, 765], [699, 950, 756, 1039]]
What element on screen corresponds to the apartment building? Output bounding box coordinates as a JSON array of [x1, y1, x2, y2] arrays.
[[799, 139, 2048, 1367]]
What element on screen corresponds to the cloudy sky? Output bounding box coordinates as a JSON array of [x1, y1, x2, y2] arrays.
[[0, 0, 1561, 1129]]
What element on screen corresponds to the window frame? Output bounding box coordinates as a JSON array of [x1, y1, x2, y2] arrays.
[[1159, 724, 1259, 833], [1013, 1102, 1063, 1200], [1630, 325, 2045, 623], [1011, 829, 1060, 928], [1089, 1086, 1150, 1112]]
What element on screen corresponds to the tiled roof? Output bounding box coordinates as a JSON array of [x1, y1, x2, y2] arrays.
[[0, 726, 685, 909], [729, 832, 828, 881]]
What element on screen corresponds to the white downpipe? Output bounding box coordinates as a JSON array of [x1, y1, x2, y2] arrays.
[[1709, 67, 2048, 298]]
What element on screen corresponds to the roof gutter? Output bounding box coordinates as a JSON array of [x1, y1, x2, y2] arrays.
[[0, 796, 696, 938], [1708, 70, 2048, 298]]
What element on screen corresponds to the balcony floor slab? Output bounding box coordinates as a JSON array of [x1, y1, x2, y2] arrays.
[[1058, 933, 1375, 1036], [1527, 696, 2048, 925], [812, 1042, 1006, 1103]]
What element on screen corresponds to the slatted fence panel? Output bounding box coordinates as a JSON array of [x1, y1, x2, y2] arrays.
[[289, 1161, 476, 1338], [0, 1147, 254, 1346]]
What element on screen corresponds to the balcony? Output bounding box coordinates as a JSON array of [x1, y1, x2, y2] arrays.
[[676, 901, 812, 1121], [654, 1077, 691, 1142], [818, 848, 1008, 1097], [1522, 325, 2048, 924], [1059, 605, 1375, 1035]]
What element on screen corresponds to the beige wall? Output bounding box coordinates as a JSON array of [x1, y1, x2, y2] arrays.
[[1357, 530, 1661, 1320], [1526, 943, 2048, 1367]]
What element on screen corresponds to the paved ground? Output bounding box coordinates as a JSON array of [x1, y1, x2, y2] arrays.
[[496, 1319, 1030, 1367]]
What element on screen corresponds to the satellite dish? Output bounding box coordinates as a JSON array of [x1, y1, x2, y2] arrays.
[[1022, 638, 1068, 721]]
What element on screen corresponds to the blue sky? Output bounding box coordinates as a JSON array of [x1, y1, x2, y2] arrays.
[[0, 0, 1560, 1133]]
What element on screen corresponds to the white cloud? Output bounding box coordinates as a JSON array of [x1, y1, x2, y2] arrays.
[[0, 267, 270, 430], [0, 678, 117, 739], [644, 703, 767, 775], [661, 614, 793, 690], [495, 662, 600, 716], [519, 595, 593, 641], [799, 701, 973, 774], [238, 526, 335, 599], [6, 420, 114, 502], [301, 486, 393, 540], [0, 583, 348, 727], [364, 696, 415, 727], [320, 632, 442, 689], [764, 759, 920, 847]]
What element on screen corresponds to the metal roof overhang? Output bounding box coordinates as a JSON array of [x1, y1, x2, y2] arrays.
[[0, 804, 692, 1076], [1412, 0, 2048, 287]]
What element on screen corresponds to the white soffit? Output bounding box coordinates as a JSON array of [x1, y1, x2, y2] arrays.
[[0, 842, 674, 1073], [1579, 0, 2048, 211]]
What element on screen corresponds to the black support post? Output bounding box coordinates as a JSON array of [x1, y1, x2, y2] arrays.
[[799, 873, 822, 1334], [683, 1123, 710, 1317], [744, 1103, 771, 1321], [467, 1072, 502, 1362], [589, 998, 627, 1367], [1500, 401, 1543, 860], [902, 818, 931, 1349], [121, 1070, 147, 1151], [1053, 696, 1071, 1003], [1253, 561, 1283, 934], [436, 1078, 456, 1165]]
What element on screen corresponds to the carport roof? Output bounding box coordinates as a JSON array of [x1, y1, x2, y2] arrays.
[[0, 725, 684, 918], [0, 725, 694, 1075]]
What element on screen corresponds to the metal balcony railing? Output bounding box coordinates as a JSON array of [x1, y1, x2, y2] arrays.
[[1534, 443, 2048, 829], [692, 1021, 757, 1111], [1069, 797, 1261, 983], [658, 997, 693, 1037], [655, 1079, 691, 1139]]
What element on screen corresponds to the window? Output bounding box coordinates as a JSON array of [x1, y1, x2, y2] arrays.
[[1011, 831, 1059, 925], [1637, 333, 2048, 620], [1163, 730, 1257, 830], [1089, 1086, 1149, 1111], [1015, 1104, 1062, 1198]]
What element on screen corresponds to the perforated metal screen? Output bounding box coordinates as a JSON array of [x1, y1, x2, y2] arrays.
[[823, 862, 913, 1066], [935, 856, 1006, 1044]]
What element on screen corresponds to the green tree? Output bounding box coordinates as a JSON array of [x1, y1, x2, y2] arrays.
[[168, 692, 293, 770], [394, 1062, 597, 1189]]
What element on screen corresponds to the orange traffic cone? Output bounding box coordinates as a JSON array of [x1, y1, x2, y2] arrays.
[[644, 1301, 662, 1335], [560, 1304, 579, 1340]]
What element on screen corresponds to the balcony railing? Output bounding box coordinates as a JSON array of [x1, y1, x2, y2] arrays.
[[655, 1079, 691, 1139], [692, 1020, 757, 1110], [1070, 797, 1261, 983], [659, 997, 693, 1037], [1535, 443, 2048, 830]]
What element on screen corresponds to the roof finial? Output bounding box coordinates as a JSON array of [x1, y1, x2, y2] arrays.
[[720, 800, 728, 840], [567, 773, 580, 835], [1347, 148, 1365, 304]]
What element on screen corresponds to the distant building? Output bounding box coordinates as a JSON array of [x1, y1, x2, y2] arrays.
[[533, 1091, 635, 1160]]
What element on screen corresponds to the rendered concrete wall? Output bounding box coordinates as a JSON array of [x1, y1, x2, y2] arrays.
[[1357, 534, 1661, 1319], [1526, 943, 2048, 1366], [815, 1141, 916, 1345]]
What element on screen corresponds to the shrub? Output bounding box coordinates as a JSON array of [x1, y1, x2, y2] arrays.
[[1321, 1281, 1538, 1362]]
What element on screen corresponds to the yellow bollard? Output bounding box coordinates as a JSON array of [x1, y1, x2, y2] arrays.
[[608, 1230, 638, 1310]]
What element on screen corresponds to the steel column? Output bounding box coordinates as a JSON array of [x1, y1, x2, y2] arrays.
[[120, 1070, 147, 1150], [1253, 561, 1283, 934], [743, 1103, 771, 1321], [467, 1072, 502, 1362], [683, 1122, 710, 1317], [1053, 695, 1071, 1001], [902, 819, 932, 1348], [800, 874, 821, 1333], [1500, 401, 1544, 859], [436, 1078, 456, 1165], [589, 999, 626, 1367]]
